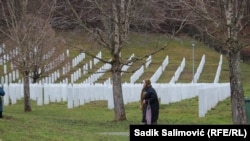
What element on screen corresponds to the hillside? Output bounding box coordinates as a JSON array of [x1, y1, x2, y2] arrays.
[[55, 31, 250, 96], [1, 31, 250, 96], [58, 31, 229, 83]]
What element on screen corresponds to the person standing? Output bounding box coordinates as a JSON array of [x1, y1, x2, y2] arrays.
[[0, 86, 5, 118], [141, 79, 159, 125]]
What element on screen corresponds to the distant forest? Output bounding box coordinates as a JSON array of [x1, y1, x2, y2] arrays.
[[1, 0, 250, 61]]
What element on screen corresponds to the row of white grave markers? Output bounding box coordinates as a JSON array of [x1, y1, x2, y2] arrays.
[[198, 83, 230, 117], [71, 68, 82, 83], [121, 53, 135, 76], [150, 55, 169, 83], [62, 62, 71, 75], [72, 52, 86, 67], [104, 53, 135, 84], [130, 53, 167, 83], [169, 57, 186, 83], [130, 65, 144, 83], [93, 51, 102, 65], [37, 50, 69, 84], [82, 59, 112, 84], [214, 54, 223, 83], [192, 54, 205, 83], [46, 52, 67, 72], [145, 55, 152, 69], [1, 70, 20, 84], [0, 45, 89, 84], [0, 43, 69, 84], [129, 54, 154, 84], [2, 82, 230, 117], [63, 51, 102, 83], [36, 50, 97, 84], [0, 44, 11, 74]]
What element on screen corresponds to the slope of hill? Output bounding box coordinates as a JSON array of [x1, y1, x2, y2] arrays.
[[1, 31, 250, 96], [61, 32, 229, 83], [58, 31, 250, 96]]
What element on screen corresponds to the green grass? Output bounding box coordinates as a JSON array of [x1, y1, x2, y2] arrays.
[[0, 97, 232, 141]]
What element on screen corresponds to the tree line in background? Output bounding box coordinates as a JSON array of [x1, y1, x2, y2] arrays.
[[1, 1, 250, 60], [0, 0, 250, 124]]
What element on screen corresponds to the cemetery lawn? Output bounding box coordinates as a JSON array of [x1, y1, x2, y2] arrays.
[[0, 97, 232, 141]]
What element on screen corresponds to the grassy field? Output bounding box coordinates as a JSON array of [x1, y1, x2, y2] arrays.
[[0, 97, 232, 141], [0, 32, 250, 141]]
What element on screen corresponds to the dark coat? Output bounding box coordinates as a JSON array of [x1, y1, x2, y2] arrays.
[[0, 87, 5, 112], [142, 85, 159, 124]]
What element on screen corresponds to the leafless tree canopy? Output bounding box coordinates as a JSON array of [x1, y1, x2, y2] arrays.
[[1, 0, 67, 80], [0, 0, 69, 112]]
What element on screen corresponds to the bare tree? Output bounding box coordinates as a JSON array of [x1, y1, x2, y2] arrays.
[[176, 0, 250, 124], [63, 0, 134, 121], [0, 0, 66, 112], [61, 0, 188, 121]]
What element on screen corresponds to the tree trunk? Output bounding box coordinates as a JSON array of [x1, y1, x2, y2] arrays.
[[111, 60, 126, 121], [228, 50, 247, 124], [23, 73, 32, 112], [225, 0, 248, 124], [109, 0, 128, 121]]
